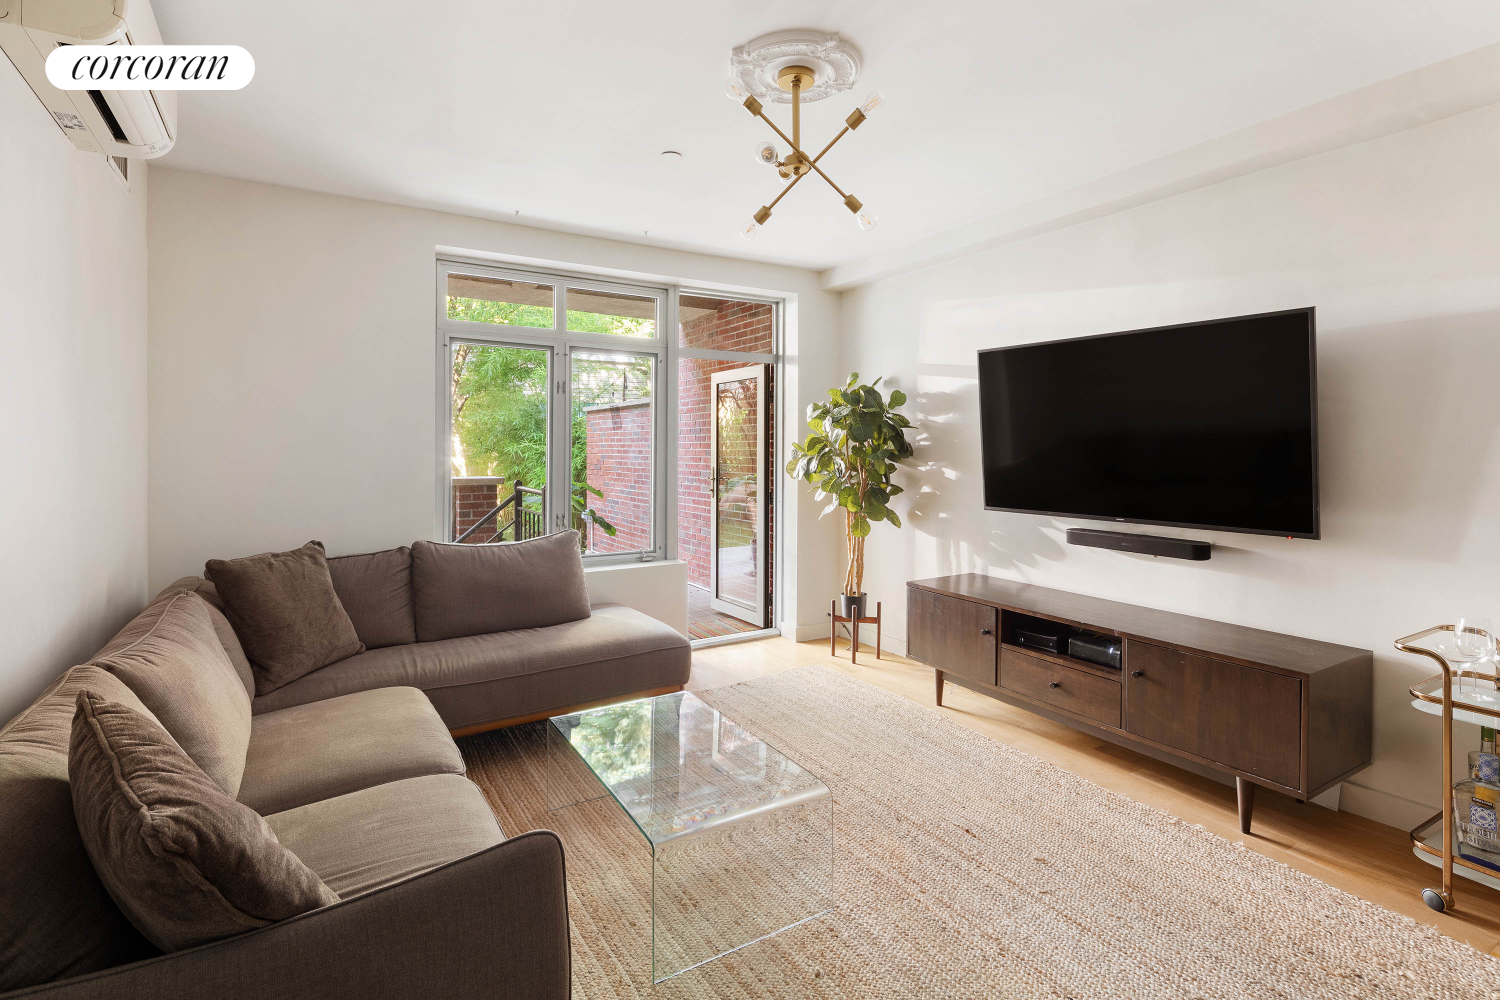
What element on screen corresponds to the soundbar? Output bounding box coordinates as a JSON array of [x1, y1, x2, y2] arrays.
[[1065, 528, 1211, 561]]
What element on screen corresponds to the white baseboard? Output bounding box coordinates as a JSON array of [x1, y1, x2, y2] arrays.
[[791, 622, 831, 642], [854, 622, 905, 657], [1337, 780, 1437, 831]]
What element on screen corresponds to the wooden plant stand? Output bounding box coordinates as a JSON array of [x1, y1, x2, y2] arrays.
[[830, 599, 882, 664]]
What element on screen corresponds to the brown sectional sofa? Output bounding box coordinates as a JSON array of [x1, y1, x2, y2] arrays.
[[0, 535, 692, 998]]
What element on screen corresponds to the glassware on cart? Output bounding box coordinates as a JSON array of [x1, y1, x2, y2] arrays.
[[1451, 617, 1495, 697]]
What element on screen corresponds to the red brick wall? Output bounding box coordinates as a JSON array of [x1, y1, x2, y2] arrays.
[[452, 478, 502, 543], [582, 400, 653, 554], [680, 296, 774, 353]]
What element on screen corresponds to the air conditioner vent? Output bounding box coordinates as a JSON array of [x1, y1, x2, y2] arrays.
[[86, 89, 127, 142]]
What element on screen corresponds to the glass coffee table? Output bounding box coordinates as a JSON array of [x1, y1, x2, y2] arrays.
[[546, 691, 833, 983]]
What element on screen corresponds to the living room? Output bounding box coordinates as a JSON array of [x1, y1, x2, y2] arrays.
[[4, 2, 1500, 997]]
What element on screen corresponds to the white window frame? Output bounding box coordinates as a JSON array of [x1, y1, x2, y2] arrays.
[[436, 257, 672, 566]]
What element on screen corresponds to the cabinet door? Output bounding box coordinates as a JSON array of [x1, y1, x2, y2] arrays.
[[1124, 640, 1302, 789], [907, 589, 997, 686]]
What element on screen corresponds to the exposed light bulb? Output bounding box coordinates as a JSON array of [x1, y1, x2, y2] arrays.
[[725, 78, 748, 102], [754, 141, 778, 166], [856, 208, 878, 231], [740, 218, 760, 240], [860, 91, 885, 116]]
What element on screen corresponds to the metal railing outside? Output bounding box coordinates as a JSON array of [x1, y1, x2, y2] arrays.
[[455, 481, 545, 544]]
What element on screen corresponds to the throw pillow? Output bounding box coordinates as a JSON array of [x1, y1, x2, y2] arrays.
[[89, 590, 252, 799], [326, 546, 417, 649], [68, 690, 338, 952], [410, 531, 592, 642], [205, 541, 365, 695]]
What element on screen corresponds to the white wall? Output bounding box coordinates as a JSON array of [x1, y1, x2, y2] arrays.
[[146, 169, 842, 634], [841, 102, 1500, 830], [0, 62, 148, 723], [585, 560, 688, 637]]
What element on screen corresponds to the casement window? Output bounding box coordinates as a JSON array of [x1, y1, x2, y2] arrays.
[[437, 259, 669, 565]]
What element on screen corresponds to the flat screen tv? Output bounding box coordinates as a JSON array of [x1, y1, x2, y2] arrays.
[[977, 308, 1318, 538]]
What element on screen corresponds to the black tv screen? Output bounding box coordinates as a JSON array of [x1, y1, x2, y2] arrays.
[[978, 309, 1318, 538]]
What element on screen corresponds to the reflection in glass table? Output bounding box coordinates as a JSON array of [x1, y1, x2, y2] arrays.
[[546, 691, 832, 983]]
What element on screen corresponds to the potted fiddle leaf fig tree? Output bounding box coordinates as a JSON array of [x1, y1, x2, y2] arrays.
[[787, 373, 914, 622]]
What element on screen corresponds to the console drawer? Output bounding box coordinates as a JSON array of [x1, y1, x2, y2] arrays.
[[1001, 647, 1121, 729]]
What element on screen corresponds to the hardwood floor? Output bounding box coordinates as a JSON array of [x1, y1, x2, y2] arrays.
[[690, 634, 1500, 956]]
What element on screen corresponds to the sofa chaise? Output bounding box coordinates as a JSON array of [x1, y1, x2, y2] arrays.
[[0, 531, 692, 998]]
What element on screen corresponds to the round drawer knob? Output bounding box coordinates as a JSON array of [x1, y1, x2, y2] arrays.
[[1049, 681, 1061, 689], [1131, 670, 1144, 678]]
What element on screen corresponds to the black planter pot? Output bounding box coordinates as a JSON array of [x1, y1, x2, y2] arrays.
[[840, 593, 868, 621]]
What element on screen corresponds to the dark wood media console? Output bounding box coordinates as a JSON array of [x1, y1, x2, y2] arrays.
[[906, 575, 1373, 833]]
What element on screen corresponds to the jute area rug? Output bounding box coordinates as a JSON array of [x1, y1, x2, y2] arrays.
[[459, 665, 1500, 999]]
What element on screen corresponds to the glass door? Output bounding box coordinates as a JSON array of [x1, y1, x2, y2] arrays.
[[709, 366, 767, 622]]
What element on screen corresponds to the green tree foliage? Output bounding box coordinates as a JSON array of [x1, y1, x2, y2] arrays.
[[786, 373, 914, 597], [450, 342, 548, 485]]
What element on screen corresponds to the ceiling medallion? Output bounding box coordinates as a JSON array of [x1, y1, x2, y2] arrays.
[[724, 30, 882, 238], [728, 29, 861, 105]]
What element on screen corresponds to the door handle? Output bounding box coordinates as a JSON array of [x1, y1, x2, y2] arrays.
[[1049, 681, 1061, 689], [981, 628, 991, 635], [1131, 670, 1144, 678]]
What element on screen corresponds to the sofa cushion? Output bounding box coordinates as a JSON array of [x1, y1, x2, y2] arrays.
[[238, 687, 464, 815], [90, 590, 252, 798], [158, 576, 256, 699], [411, 532, 591, 642], [252, 604, 692, 730], [0, 667, 158, 993], [264, 774, 503, 899], [206, 540, 365, 695], [327, 546, 417, 649], [69, 691, 338, 952]]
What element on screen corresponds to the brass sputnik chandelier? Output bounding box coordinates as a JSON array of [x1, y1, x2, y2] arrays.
[[724, 31, 881, 239]]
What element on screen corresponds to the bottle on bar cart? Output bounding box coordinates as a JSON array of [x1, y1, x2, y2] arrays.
[[1456, 727, 1500, 873]]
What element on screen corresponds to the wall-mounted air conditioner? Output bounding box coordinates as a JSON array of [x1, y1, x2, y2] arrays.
[[0, 0, 176, 158]]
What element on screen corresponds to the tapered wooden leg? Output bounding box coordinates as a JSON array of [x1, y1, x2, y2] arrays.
[[1237, 777, 1256, 835], [935, 669, 944, 707], [829, 600, 837, 656]]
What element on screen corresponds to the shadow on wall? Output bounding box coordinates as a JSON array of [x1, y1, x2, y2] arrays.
[[892, 363, 1065, 579]]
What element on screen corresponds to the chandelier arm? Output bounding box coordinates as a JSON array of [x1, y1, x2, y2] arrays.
[[810, 127, 850, 166], [754, 111, 799, 155], [808, 160, 849, 200], [764, 169, 809, 212]]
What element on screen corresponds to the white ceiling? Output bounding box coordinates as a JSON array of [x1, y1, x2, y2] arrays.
[[151, 1, 1500, 272]]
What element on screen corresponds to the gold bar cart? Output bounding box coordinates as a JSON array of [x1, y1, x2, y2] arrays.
[[1397, 624, 1500, 913]]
